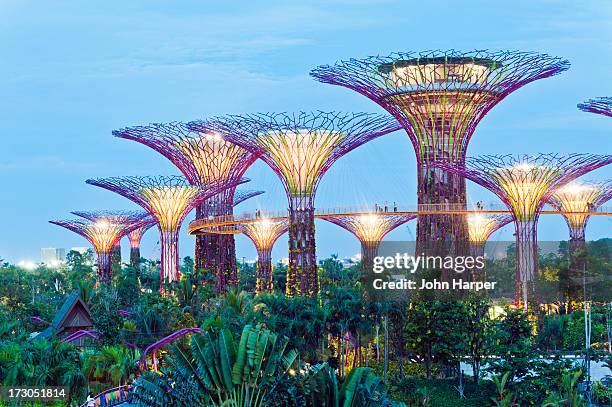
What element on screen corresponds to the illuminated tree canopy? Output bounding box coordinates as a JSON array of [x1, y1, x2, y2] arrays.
[[431, 154, 612, 222], [188, 112, 400, 198], [85, 175, 246, 286], [311, 50, 569, 162], [578, 97, 612, 118], [50, 217, 140, 281], [113, 122, 259, 187], [239, 218, 288, 293], [548, 180, 612, 240], [467, 213, 513, 244]]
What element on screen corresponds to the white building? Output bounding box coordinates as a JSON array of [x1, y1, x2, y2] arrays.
[[41, 247, 66, 267]]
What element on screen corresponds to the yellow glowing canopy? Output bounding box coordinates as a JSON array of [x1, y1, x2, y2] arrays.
[[84, 220, 127, 253], [140, 186, 200, 231], [491, 163, 559, 221], [550, 182, 603, 228], [257, 129, 345, 196], [240, 219, 288, 251], [467, 214, 512, 243], [176, 132, 245, 184]]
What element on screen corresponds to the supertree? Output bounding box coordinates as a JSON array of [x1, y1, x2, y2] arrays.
[[467, 213, 513, 255], [311, 50, 569, 245], [113, 122, 260, 290], [429, 153, 612, 309], [202, 189, 264, 292], [548, 181, 612, 311], [237, 218, 288, 293], [71, 210, 153, 270], [323, 213, 416, 271], [50, 216, 145, 281], [578, 97, 612, 117], [85, 175, 245, 288], [189, 112, 400, 297], [126, 221, 156, 267]]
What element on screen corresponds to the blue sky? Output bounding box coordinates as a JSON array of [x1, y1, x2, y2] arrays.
[[1, 0, 611, 264]]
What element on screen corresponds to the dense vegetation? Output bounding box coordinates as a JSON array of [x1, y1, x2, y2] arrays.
[[0, 240, 610, 406]]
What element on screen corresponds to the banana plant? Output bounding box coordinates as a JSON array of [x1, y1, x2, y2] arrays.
[[131, 324, 298, 406]]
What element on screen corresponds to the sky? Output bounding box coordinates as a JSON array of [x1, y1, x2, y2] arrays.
[[1, 0, 611, 264]]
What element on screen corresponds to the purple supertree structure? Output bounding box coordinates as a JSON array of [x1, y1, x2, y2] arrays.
[[113, 122, 260, 291], [578, 97, 612, 117], [189, 112, 400, 297], [429, 153, 612, 309], [126, 222, 156, 268], [238, 218, 288, 293], [204, 189, 263, 292], [323, 213, 416, 271], [85, 176, 246, 289], [311, 50, 569, 246], [71, 210, 154, 270], [50, 215, 147, 282], [466, 213, 514, 256]]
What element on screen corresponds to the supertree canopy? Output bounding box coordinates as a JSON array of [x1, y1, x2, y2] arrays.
[[429, 153, 612, 309], [238, 218, 288, 294], [85, 175, 246, 288], [311, 50, 569, 244], [467, 213, 513, 246], [323, 213, 416, 270], [113, 122, 261, 289], [578, 97, 612, 117], [72, 210, 154, 271], [548, 180, 612, 241], [126, 221, 156, 267], [50, 216, 144, 281], [188, 111, 400, 297]]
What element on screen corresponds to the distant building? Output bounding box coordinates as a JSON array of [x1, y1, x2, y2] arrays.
[[41, 247, 66, 267]]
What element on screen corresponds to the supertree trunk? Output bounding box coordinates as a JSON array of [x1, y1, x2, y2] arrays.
[[256, 249, 274, 293], [98, 251, 112, 282], [160, 229, 180, 289], [469, 243, 487, 282], [567, 226, 587, 306], [416, 163, 469, 245], [225, 234, 238, 287], [361, 241, 379, 272], [515, 220, 538, 309], [194, 204, 214, 273], [130, 246, 140, 268], [287, 194, 318, 297], [111, 242, 122, 272]]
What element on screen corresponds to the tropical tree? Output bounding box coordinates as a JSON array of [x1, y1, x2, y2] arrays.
[[130, 324, 299, 406]]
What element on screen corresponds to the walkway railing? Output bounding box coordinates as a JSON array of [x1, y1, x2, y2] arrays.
[[79, 384, 132, 407], [189, 203, 612, 234]]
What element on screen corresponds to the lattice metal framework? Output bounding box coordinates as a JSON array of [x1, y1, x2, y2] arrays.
[[200, 189, 264, 293], [238, 219, 288, 294], [127, 221, 156, 267], [50, 217, 141, 282], [311, 50, 569, 244], [72, 210, 154, 271], [549, 181, 612, 241], [578, 97, 612, 117], [430, 153, 612, 309], [189, 112, 400, 297], [85, 175, 245, 287], [467, 214, 514, 245], [324, 213, 416, 270], [114, 122, 261, 290]]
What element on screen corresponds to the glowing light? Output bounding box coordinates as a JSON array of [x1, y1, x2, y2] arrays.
[[258, 129, 345, 196], [140, 186, 200, 231], [17, 260, 37, 271], [240, 219, 288, 251], [467, 214, 512, 243], [176, 134, 245, 184], [549, 181, 610, 235]]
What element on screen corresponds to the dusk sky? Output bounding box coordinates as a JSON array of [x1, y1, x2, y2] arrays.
[[1, 1, 611, 264]]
